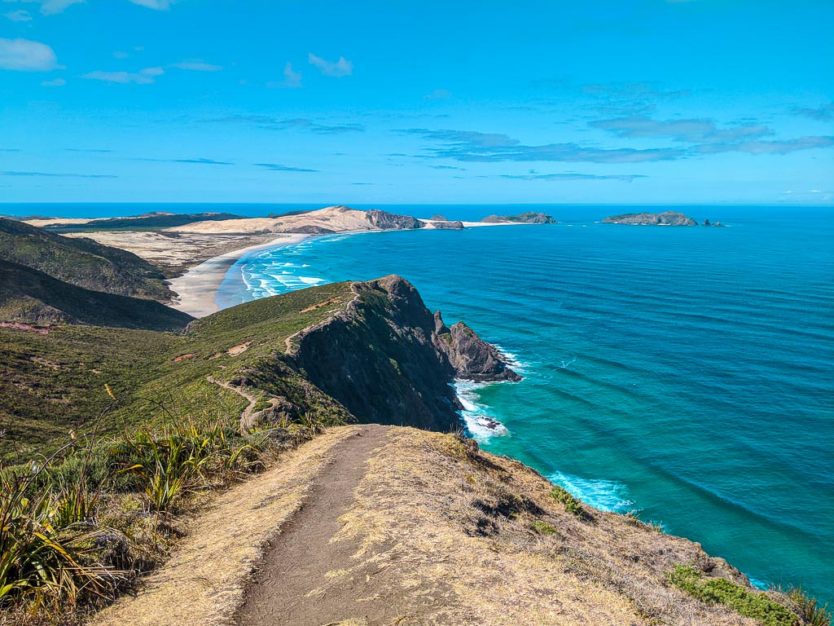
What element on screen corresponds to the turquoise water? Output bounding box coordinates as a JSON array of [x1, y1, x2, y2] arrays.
[[217, 206, 834, 602]]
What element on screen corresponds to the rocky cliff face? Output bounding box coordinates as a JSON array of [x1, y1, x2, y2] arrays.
[[365, 210, 425, 230], [288, 275, 518, 431], [433, 313, 521, 382], [603, 211, 697, 226]]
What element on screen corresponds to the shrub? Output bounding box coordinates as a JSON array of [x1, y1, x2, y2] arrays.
[[531, 520, 557, 535], [669, 565, 799, 626], [550, 486, 583, 516]]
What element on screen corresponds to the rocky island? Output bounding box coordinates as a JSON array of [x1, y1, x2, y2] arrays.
[[481, 211, 557, 224], [603, 211, 698, 226]]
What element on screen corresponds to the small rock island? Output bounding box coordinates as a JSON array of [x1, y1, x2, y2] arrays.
[[481, 212, 557, 224], [603, 211, 697, 226]]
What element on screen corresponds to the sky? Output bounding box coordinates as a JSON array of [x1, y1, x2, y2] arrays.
[[0, 0, 833, 205]]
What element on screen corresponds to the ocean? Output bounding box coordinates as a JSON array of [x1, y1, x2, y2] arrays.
[[215, 205, 834, 604], [5, 203, 832, 602]]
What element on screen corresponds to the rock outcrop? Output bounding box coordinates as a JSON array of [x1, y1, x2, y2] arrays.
[[482, 212, 557, 224], [365, 210, 425, 230], [603, 211, 697, 226], [430, 220, 465, 230], [289, 275, 518, 431], [433, 313, 521, 382]]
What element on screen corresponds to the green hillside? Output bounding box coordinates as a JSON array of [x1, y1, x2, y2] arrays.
[[0, 260, 193, 331], [0, 217, 171, 300], [0, 281, 355, 462]]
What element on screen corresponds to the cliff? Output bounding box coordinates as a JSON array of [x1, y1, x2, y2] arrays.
[[603, 211, 698, 226], [288, 275, 518, 431]]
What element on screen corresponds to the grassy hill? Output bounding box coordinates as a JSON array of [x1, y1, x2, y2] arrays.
[[0, 217, 172, 300], [0, 260, 193, 330], [0, 281, 355, 462], [46, 211, 241, 231]]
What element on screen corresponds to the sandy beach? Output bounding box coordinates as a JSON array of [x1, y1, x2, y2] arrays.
[[167, 233, 309, 318]]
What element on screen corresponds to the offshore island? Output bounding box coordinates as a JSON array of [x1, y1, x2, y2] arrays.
[[0, 207, 826, 626]]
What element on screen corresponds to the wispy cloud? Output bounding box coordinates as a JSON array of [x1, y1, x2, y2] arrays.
[[128, 0, 172, 9], [268, 61, 302, 89], [0, 38, 59, 71], [40, 0, 84, 15], [694, 135, 834, 155], [308, 53, 352, 77], [403, 125, 834, 164], [254, 163, 318, 172], [134, 157, 233, 165], [591, 116, 772, 142], [4, 9, 32, 22], [207, 115, 364, 134], [424, 88, 452, 101], [171, 60, 222, 72], [429, 164, 466, 171], [497, 171, 646, 182], [66, 147, 111, 153], [793, 102, 834, 122], [400, 128, 685, 163], [1, 170, 116, 178], [83, 66, 164, 84], [41, 77, 66, 87]]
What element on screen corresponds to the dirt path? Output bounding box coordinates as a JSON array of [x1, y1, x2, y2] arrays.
[[207, 376, 258, 432], [235, 424, 397, 626]]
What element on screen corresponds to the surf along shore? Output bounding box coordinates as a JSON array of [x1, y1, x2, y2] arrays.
[[157, 206, 530, 318]]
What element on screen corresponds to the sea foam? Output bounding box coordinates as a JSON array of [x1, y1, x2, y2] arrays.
[[548, 470, 634, 513]]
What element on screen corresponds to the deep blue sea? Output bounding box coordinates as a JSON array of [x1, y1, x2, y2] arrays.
[[5, 203, 833, 603]]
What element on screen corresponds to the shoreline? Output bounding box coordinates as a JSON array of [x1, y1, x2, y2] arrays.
[[166, 220, 522, 319], [166, 233, 310, 318]]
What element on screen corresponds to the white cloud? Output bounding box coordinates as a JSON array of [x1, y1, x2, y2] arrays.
[[41, 77, 65, 86], [4, 9, 32, 21], [171, 60, 222, 72], [40, 0, 84, 15], [308, 53, 352, 77], [276, 61, 302, 88], [83, 66, 164, 84], [425, 88, 452, 101], [0, 38, 58, 71], [128, 0, 173, 9]]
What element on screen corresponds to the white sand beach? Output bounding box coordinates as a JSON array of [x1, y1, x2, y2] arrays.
[[167, 234, 309, 318]]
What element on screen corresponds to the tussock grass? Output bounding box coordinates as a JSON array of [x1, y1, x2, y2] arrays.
[[1, 413, 335, 623]]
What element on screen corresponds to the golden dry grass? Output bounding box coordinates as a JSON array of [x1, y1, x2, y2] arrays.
[[89, 426, 359, 626]]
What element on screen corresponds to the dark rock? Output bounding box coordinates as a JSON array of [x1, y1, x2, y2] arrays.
[[365, 210, 425, 230], [481, 212, 557, 224], [431, 220, 465, 230], [431, 214, 449, 221], [289, 275, 519, 431], [603, 211, 697, 226], [433, 313, 521, 382]]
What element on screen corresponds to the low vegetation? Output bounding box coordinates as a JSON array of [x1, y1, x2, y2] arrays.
[[550, 485, 584, 516], [0, 217, 171, 301], [669, 565, 830, 626], [0, 405, 339, 623]]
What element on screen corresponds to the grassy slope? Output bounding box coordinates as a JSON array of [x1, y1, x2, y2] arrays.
[[47, 212, 240, 231], [0, 281, 355, 462], [0, 260, 193, 330], [0, 217, 171, 300]]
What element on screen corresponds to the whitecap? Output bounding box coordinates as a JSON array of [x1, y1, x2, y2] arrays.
[[454, 380, 509, 442], [548, 470, 634, 513]]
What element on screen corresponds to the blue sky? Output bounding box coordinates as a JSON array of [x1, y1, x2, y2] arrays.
[[1, 0, 832, 204]]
